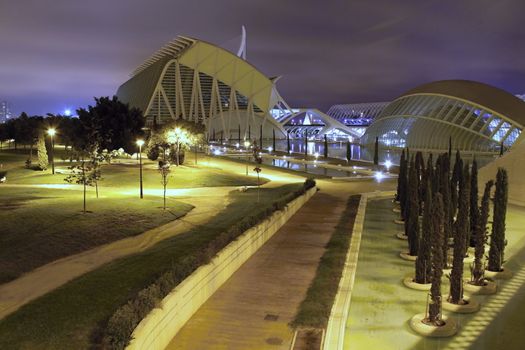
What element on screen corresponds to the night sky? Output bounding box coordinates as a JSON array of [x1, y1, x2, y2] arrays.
[[1, 0, 524, 115]]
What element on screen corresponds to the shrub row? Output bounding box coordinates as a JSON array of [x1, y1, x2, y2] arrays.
[[104, 178, 316, 349]]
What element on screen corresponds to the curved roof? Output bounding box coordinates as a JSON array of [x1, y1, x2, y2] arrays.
[[400, 80, 525, 126], [118, 36, 276, 115]]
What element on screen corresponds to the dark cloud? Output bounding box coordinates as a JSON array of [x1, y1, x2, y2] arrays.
[[1, 0, 524, 115]]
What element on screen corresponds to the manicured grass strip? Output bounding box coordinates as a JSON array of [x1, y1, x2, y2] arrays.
[[291, 194, 361, 328], [0, 184, 303, 350], [0, 187, 193, 284]]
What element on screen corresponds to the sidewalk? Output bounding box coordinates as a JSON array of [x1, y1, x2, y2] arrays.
[[166, 183, 356, 349]]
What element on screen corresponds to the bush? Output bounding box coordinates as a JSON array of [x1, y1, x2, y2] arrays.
[[304, 177, 316, 190], [103, 180, 314, 348], [105, 303, 140, 350], [146, 146, 160, 161]]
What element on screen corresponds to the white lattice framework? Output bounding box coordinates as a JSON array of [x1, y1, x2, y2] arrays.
[[326, 102, 389, 126], [362, 92, 524, 152], [117, 35, 290, 140]]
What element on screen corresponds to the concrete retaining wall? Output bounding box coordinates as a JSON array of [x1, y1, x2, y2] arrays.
[[126, 187, 317, 350]]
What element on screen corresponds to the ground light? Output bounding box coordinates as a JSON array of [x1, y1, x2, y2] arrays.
[[375, 171, 385, 182], [243, 141, 251, 175], [136, 139, 145, 198], [47, 128, 56, 174], [385, 159, 392, 173]]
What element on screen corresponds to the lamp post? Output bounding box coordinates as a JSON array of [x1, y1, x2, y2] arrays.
[[136, 139, 145, 199], [244, 140, 250, 176], [47, 128, 56, 174]]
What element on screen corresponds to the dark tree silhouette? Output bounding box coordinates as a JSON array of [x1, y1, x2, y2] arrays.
[[428, 193, 445, 325], [272, 129, 276, 151], [488, 168, 508, 272], [373, 136, 379, 165], [406, 157, 420, 256], [471, 180, 493, 285], [287, 131, 290, 154], [449, 163, 470, 304], [346, 141, 351, 163], [439, 153, 452, 269], [324, 134, 328, 158], [396, 149, 406, 202], [469, 159, 479, 247], [415, 151, 425, 214], [415, 179, 432, 283], [450, 150, 462, 220]]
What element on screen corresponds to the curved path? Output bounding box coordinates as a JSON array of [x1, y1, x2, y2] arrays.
[[0, 155, 309, 321]]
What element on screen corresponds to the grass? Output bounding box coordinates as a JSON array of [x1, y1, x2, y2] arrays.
[[0, 148, 270, 283], [1, 148, 268, 188], [0, 187, 193, 284], [291, 195, 361, 328], [0, 183, 304, 349]]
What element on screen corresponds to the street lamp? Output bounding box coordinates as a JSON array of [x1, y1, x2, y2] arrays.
[[385, 159, 392, 173], [47, 128, 56, 174], [244, 140, 250, 175], [136, 139, 145, 199]]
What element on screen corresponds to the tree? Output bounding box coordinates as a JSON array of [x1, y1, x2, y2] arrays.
[[395, 148, 406, 202], [448, 163, 470, 304], [272, 129, 276, 151], [252, 141, 263, 202], [471, 180, 493, 285], [488, 168, 508, 272], [448, 136, 452, 160], [346, 141, 351, 163], [287, 131, 290, 154], [65, 157, 98, 213], [469, 159, 479, 247], [406, 157, 420, 256], [239, 124, 241, 142], [415, 179, 432, 284], [428, 193, 445, 325], [37, 134, 48, 170], [415, 151, 425, 214], [323, 134, 328, 158], [439, 153, 452, 269], [373, 136, 379, 166], [450, 150, 462, 220], [399, 149, 408, 220], [304, 130, 308, 158], [158, 160, 171, 210], [76, 96, 144, 154]]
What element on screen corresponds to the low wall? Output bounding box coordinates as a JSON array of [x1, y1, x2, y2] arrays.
[[323, 190, 394, 350], [127, 186, 317, 350]]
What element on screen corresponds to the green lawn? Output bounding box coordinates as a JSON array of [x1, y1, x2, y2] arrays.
[[292, 195, 360, 328], [0, 148, 270, 284], [0, 184, 304, 349], [0, 187, 193, 284]]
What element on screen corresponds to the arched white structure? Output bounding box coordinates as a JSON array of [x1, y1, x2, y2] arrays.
[[116, 35, 291, 140]]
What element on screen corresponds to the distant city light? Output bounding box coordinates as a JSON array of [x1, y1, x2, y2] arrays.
[[268, 146, 273, 153], [213, 149, 222, 155], [64, 109, 72, 117]]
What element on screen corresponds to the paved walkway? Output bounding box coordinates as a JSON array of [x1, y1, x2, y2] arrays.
[[166, 179, 395, 350], [0, 155, 308, 321]]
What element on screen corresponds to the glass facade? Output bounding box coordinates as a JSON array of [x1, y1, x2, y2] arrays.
[[362, 94, 523, 152]]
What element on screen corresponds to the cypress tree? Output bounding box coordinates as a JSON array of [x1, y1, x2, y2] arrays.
[[422, 153, 433, 204], [415, 151, 425, 214], [428, 193, 445, 325], [37, 135, 48, 170], [248, 124, 251, 140], [448, 136, 452, 160], [324, 134, 328, 158], [469, 159, 479, 247], [287, 131, 290, 154], [400, 150, 409, 220], [415, 179, 432, 283], [373, 136, 379, 165], [488, 168, 508, 272], [406, 157, 420, 256], [450, 150, 462, 220], [272, 129, 276, 151], [448, 163, 469, 304], [440, 153, 452, 269], [238, 124, 241, 142], [259, 124, 263, 147], [396, 149, 406, 202], [346, 141, 351, 163], [304, 130, 308, 157], [432, 155, 441, 197], [472, 180, 493, 285]]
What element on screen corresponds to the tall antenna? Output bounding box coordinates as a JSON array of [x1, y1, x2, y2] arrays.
[[236, 25, 247, 60]]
